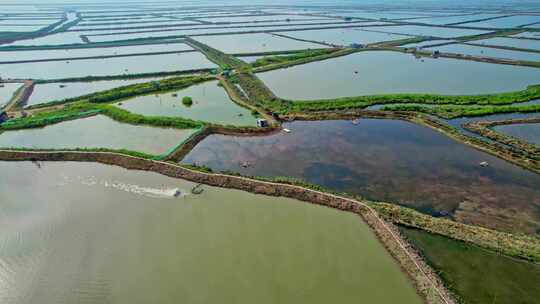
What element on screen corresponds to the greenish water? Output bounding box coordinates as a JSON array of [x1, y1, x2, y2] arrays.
[[493, 123, 540, 145], [0, 43, 193, 62], [0, 82, 22, 107], [257, 51, 540, 99], [412, 13, 503, 25], [426, 43, 540, 62], [0, 115, 197, 155], [0, 52, 216, 80], [182, 119, 540, 234], [26, 78, 165, 107], [277, 28, 409, 46], [192, 33, 328, 54], [116, 80, 257, 126], [401, 227, 540, 304], [0, 161, 422, 304]]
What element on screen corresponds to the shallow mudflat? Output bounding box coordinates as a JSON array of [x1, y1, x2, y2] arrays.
[[0, 161, 421, 304], [116, 80, 257, 126], [257, 51, 540, 99], [182, 119, 540, 234], [0, 115, 197, 155]]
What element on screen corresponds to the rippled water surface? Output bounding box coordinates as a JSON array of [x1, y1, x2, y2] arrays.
[[0, 161, 421, 304]]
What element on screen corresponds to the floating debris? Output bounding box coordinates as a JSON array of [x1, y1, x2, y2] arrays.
[[479, 161, 489, 167], [191, 184, 204, 195], [240, 161, 251, 168], [351, 119, 360, 125]]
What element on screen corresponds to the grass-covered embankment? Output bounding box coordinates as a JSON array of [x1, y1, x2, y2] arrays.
[[382, 103, 540, 119], [373, 202, 540, 263], [2, 102, 203, 131], [285, 84, 540, 114]]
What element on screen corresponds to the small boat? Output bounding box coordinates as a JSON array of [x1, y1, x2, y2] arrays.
[[172, 188, 182, 197], [479, 161, 489, 167], [351, 119, 360, 125], [283, 128, 291, 133]]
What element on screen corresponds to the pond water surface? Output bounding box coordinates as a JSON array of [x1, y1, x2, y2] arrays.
[[0, 161, 421, 304], [0, 115, 197, 155], [0, 82, 22, 107], [256, 51, 540, 99], [182, 119, 540, 234], [493, 123, 540, 145], [116, 80, 257, 126]]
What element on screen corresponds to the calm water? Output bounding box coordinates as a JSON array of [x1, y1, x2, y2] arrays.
[[401, 227, 540, 304], [465, 15, 540, 28], [182, 119, 540, 234], [413, 13, 504, 25], [475, 37, 540, 51], [428, 43, 540, 61], [0, 83, 22, 107], [0, 115, 197, 155], [116, 80, 257, 126], [0, 52, 215, 80], [362, 25, 490, 38], [277, 28, 409, 46], [0, 43, 193, 62], [192, 33, 328, 54], [257, 51, 540, 100], [494, 123, 540, 145], [0, 161, 421, 304], [26, 78, 164, 107]]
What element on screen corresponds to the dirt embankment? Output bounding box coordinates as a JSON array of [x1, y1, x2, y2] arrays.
[[0, 149, 454, 304]]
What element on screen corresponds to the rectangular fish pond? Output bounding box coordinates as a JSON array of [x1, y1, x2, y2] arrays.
[[0, 161, 422, 304], [0, 82, 22, 108], [0, 115, 198, 156], [493, 123, 540, 145], [256, 50, 540, 100], [0, 52, 216, 80], [115, 80, 258, 126], [182, 119, 540, 235]]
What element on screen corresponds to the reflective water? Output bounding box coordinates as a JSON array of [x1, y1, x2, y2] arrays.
[[257, 51, 540, 99], [116, 80, 257, 126], [0, 161, 421, 304], [0, 115, 197, 155], [182, 119, 540, 234], [494, 123, 540, 145]]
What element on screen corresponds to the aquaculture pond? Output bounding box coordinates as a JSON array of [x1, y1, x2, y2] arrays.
[[257, 51, 540, 100], [426, 43, 540, 62], [26, 78, 165, 107], [0, 42, 193, 62], [0, 82, 22, 107], [115, 80, 257, 126], [465, 15, 540, 28], [412, 13, 504, 25], [474, 37, 540, 51], [493, 123, 540, 145], [0, 161, 422, 304], [401, 227, 540, 304], [0, 115, 197, 155], [276, 28, 410, 46], [0, 52, 216, 80], [192, 33, 328, 54], [182, 119, 540, 234], [362, 25, 490, 38]]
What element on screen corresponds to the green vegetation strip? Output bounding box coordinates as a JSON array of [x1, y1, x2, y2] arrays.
[[383, 103, 540, 119], [373, 202, 540, 263], [286, 84, 540, 114]]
